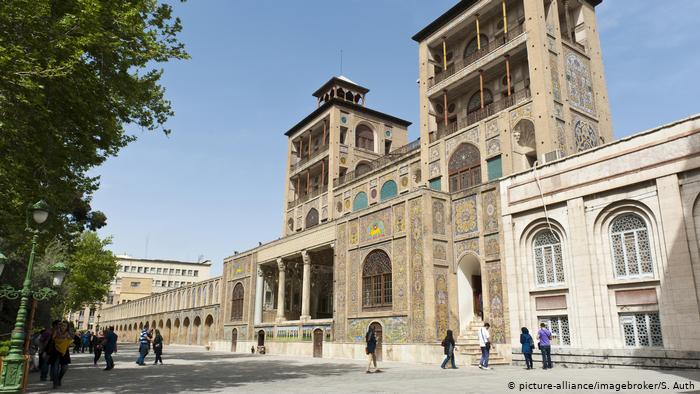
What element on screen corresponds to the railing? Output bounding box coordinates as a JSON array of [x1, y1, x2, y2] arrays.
[[431, 88, 531, 143], [333, 138, 421, 188], [430, 23, 525, 88], [561, 36, 586, 54], [290, 144, 329, 172], [288, 185, 328, 209]]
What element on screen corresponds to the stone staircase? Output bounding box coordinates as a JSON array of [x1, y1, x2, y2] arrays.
[[456, 320, 509, 367]]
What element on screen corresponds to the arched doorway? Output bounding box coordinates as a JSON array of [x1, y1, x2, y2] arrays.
[[313, 329, 323, 358], [193, 316, 201, 345], [165, 319, 172, 345], [174, 318, 181, 344], [457, 253, 483, 332], [369, 322, 383, 362], [257, 330, 265, 346], [183, 317, 191, 345], [204, 315, 214, 344], [231, 328, 238, 352]]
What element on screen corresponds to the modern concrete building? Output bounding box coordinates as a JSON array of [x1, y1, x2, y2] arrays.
[[98, 0, 700, 368]]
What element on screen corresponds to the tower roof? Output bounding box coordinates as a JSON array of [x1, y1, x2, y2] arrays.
[[312, 75, 370, 98]]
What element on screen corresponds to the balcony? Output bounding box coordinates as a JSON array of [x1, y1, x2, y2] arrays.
[[290, 144, 329, 172], [429, 24, 525, 89], [430, 88, 531, 143], [333, 138, 421, 188], [288, 185, 328, 209]]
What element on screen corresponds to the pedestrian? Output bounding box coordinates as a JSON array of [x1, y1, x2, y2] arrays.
[[49, 321, 72, 389], [136, 327, 151, 365], [39, 320, 59, 381], [364, 327, 381, 373], [537, 322, 553, 369], [520, 327, 534, 370], [440, 329, 457, 369], [29, 331, 41, 372], [93, 330, 104, 367], [88, 331, 94, 354], [81, 331, 89, 353], [478, 322, 491, 370], [153, 329, 164, 365], [103, 326, 118, 371], [72, 332, 81, 353]]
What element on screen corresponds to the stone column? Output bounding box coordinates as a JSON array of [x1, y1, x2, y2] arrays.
[[301, 251, 312, 321], [276, 258, 286, 322], [254, 266, 264, 325]]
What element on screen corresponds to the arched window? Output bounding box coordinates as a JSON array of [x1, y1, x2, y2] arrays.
[[448, 143, 481, 192], [355, 124, 374, 151], [355, 161, 371, 177], [533, 230, 565, 286], [305, 208, 319, 228], [467, 89, 493, 113], [465, 34, 489, 58], [380, 180, 398, 202], [362, 250, 392, 309], [231, 283, 244, 320], [353, 192, 368, 212], [345, 91, 354, 101], [610, 214, 654, 279]]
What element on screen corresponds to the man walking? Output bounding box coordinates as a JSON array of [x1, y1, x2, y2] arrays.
[[136, 327, 152, 366], [103, 326, 118, 371], [478, 322, 491, 370], [537, 322, 553, 369]]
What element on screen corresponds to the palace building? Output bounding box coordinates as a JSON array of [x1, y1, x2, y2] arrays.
[[99, 0, 700, 368]]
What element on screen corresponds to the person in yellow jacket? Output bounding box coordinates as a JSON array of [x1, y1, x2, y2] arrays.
[[49, 321, 72, 389]]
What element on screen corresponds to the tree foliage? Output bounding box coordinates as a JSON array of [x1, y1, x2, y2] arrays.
[[0, 0, 188, 329]]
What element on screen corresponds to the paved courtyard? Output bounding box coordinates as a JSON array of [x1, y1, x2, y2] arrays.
[[27, 344, 700, 393]]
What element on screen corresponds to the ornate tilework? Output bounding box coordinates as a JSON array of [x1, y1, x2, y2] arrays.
[[400, 176, 409, 189], [335, 223, 347, 341], [454, 237, 479, 257], [435, 270, 448, 339], [572, 114, 599, 152], [550, 53, 561, 102], [432, 199, 446, 235], [433, 241, 447, 260], [565, 51, 596, 115], [393, 203, 406, 233], [336, 201, 343, 213], [554, 102, 564, 120], [445, 126, 479, 156], [347, 317, 409, 344], [349, 219, 359, 246], [399, 166, 409, 175], [453, 195, 478, 236], [393, 238, 408, 312], [547, 35, 557, 53], [369, 179, 378, 188], [486, 261, 506, 344], [486, 118, 499, 139], [370, 188, 377, 200], [429, 161, 441, 178], [360, 208, 392, 243], [487, 137, 501, 156], [482, 190, 498, 233], [348, 249, 359, 316], [484, 234, 500, 260], [321, 206, 328, 220], [430, 146, 440, 162], [556, 119, 567, 154], [409, 198, 425, 342], [509, 103, 532, 126]]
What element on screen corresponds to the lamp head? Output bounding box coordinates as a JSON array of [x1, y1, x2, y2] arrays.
[[48, 261, 68, 287], [30, 200, 50, 225], [0, 250, 6, 277]]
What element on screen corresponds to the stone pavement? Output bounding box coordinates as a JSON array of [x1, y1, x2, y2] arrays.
[[26, 344, 700, 393]]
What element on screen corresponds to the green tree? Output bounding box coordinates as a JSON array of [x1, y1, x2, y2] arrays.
[[0, 0, 188, 330]]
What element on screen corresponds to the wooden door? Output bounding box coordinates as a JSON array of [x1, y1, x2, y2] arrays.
[[257, 330, 265, 346], [231, 328, 238, 352], [313, 329, 323, 358], [472, 275, 483, 320], [369, 322, 383, 362]]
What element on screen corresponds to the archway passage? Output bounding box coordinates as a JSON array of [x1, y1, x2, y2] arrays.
[[313, 329, 323, 358], [369, 322, 383, 362], [204, 315, 214, 344], [193, 316, 202, 345], [231, 328, 238, 352], [457, 254, 483, 333], [257, 330, 265, 347], [165, 319, 172, 345]]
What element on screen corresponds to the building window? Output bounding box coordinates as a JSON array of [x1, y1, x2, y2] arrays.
[[137, 267, 143, 273], [533, 230, 565, 286], [130, 266, 136, 272], [353, 192, 368, 212], [429, 178, 442, 191], [610, 214, 654, 279], [464, 34, 489, 58], [355, 124, 374, 151], [168, 281, 173, 287], [155, 280, 161, 286], [621, 312, 662, 347], [379, 180, 398, 202], [194, 270, 199, 277], [231, 283, 244, 320], [188, 269, 193, 276], [305, 208, 319, 228], [487, 155, 502, 181], [175, 269, 181, 275], [174, 281, 180, 287], [362, 250, 392, 309], [448, 143, 481, 192], [355, 161, 371, 177], [538, 315, 571, 346], [130, 281, 140, 288], [123, 266, 129, 272], [467, 89, 493, 113]]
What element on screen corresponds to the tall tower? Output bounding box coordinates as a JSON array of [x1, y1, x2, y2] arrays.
[[282, 76, 411, 235], [413, 0, 611, 193]]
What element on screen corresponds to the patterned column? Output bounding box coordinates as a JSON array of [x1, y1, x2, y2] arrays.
[[301, 251, 312, 321], [276, 258, 286, 322], [254, 266, 264, 325]]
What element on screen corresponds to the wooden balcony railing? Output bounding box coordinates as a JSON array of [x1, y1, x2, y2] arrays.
[[431, 88, 531, 143], [288, 185, 328, 209], [333, 138, 421, 188], [430, 23, 525, 88], [290, 144, 329, 172]]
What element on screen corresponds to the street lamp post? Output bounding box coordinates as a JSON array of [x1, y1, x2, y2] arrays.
[[0, 200, 68, 393]]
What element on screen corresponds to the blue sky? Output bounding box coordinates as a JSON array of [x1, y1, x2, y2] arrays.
[[93, 1, 700, 275]]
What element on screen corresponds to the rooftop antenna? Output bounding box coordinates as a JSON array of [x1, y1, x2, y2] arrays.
[[340, 49, 343, 75]]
